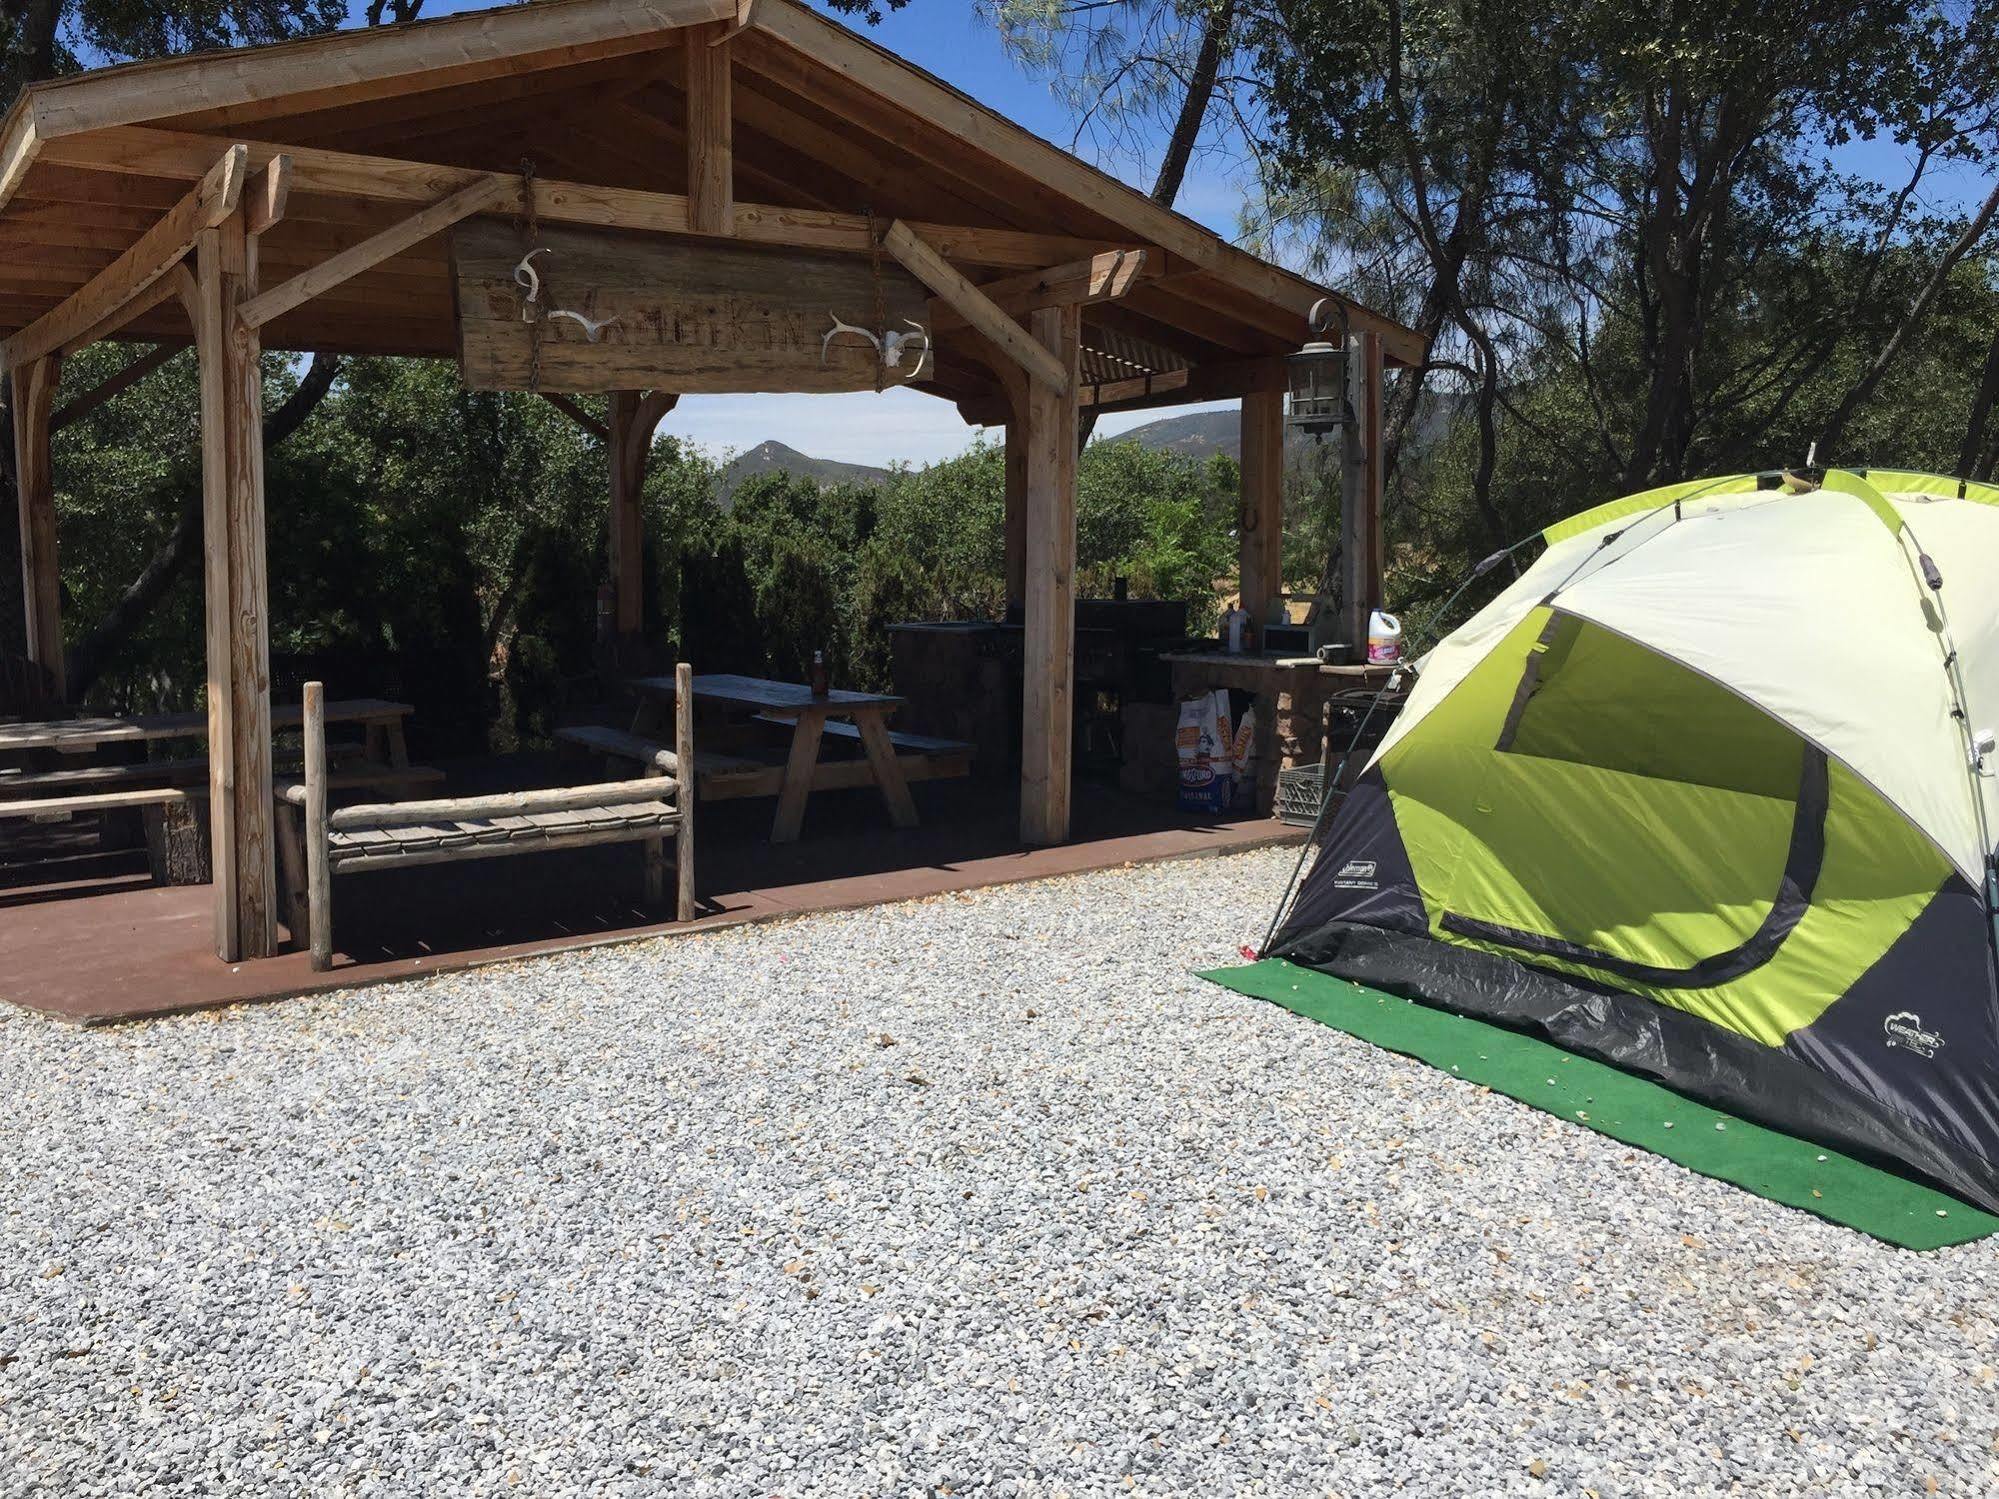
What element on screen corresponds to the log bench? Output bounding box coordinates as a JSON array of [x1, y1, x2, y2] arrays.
[[286, 671, 695, 970]]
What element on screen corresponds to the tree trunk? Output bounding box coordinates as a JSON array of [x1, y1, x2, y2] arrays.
[[1151, 0, 1235, 207], [67, 353, 342, 696], [1964, 323, 1999, 482], [1819, 179, 1999, 464]]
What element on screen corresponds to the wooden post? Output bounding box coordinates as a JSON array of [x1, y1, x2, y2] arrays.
[[1003, 409, 1027, 612], [686, 21, 734, 236], [607, 390, 644, 638], [605, 389, 677, 643], [1020, 303, 1080, 846], [12, 354, 63, 701], [673, 658, 695, 922], [1340, 331, 1385, 648], [304, 681, 331, 972], [195, 213, 277, 962], [1238, 383, 1284, 628]]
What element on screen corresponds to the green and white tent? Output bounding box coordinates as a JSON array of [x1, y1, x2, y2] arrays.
[[1269, 469, 1999, 1212]]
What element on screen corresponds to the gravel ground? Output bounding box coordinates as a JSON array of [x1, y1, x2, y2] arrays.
[[2, 844, 1996, 1498]]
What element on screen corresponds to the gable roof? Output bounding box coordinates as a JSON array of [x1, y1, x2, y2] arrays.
[[0, 0, 1422, 409]]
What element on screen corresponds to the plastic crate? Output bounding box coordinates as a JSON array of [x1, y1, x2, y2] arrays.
[[1274, 763, 1327, 827]]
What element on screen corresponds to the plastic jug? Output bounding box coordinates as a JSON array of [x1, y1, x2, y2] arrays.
[[1366, 609, 1402, 664]]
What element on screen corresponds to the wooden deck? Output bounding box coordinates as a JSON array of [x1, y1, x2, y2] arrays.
[[0, 775, 1298, 1024]]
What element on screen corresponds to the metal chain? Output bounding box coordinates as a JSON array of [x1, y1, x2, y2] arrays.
[[867, 208, 886, 393], [519, 157, 543, 394]]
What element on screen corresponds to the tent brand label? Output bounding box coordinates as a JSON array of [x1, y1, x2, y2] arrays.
[[1333, 860, 1379, 890], [1883, 1011, 1945, 1058]]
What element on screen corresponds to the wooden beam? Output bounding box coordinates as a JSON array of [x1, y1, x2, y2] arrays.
[[1238, 383, 1285, 624], [1019, 302, 1080, 846], [751, 1, 1425, 368], [930, 248, 1150, 333], [685, 20, 733, 236], [537, 389, 608, 441], [193, 213, 276, 962], [237, 173, 509, 329], [883, 219, 1068, 393], [12, 353, 62, 700], [37, 127, 1119, 270], [50, 341, 179, 431], [245, 154, 292, 236], [20, 0, 736, 139], [2, 143, 245, 368], [0, 108, 38, 221]]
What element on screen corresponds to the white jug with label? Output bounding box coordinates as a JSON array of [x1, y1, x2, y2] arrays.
[[1366, 609, 1402, 664]]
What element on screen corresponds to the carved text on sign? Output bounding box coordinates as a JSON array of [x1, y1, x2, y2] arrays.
[[451, 219, 929, 393]]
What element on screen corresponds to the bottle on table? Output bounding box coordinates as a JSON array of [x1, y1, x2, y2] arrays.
[[810, 649, 830, 697]]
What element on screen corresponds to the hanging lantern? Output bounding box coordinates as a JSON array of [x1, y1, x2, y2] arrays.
[[1286, 297, 1351, 437]]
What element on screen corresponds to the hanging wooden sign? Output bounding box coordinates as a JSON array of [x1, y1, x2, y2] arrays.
[[450, 220, 932, 394]]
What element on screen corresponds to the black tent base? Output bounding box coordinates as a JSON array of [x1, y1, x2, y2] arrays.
[[1272, 920, 1999, 1219]]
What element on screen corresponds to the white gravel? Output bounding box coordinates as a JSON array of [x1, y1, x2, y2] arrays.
[[2, 844, 1996, 1497]]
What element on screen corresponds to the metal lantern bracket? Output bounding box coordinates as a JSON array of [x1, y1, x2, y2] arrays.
[[1286, 296, 1356, 442]]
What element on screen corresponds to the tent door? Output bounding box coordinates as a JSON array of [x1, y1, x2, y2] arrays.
[[1440, 746, 1829, 987]]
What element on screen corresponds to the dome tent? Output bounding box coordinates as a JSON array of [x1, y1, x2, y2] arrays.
[[1267, 469, 1999, 1213]]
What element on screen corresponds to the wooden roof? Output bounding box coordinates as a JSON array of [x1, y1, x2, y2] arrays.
[[0, 0, 1421, 418]]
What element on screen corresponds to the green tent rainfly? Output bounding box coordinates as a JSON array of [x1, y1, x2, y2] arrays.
[[1267, 468, 1999, 1213]]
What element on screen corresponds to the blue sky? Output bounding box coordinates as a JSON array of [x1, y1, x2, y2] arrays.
[[385, 0, 1988, 468]]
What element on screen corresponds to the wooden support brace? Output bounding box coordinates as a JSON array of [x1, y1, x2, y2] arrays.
[[607, 388, 678, 637], [882, 219, 1069, 393], [238, 173, 509, 329], [2, 142, 245, 368]]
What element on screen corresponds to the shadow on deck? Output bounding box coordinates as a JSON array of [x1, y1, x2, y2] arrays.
[[0, 768, 1298, 1024]]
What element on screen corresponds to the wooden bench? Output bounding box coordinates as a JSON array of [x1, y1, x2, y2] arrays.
[[752, 714, 975, 767], [287, 671, 695, 969]]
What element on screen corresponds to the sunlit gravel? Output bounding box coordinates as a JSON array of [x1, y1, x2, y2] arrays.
[[2, 844, 1995, 1497]]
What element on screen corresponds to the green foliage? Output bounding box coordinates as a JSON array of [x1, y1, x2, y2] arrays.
[[9, 351, 1241, 738]]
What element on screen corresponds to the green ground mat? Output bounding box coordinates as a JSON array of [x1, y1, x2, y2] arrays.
[[1200, 959, 1999, 1251]]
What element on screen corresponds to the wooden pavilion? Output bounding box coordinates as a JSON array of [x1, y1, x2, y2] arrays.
[[0, 0, 1419, 966]]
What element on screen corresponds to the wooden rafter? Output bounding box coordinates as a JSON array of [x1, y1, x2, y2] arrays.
[[1, 143, 245, 368], [15, 0, 737, 140], [749, 0, 1423, 367]]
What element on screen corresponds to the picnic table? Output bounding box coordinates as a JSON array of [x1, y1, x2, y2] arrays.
[[0, 698, 416, 760], [627, 673, 923, 843], [1, 700, 432, 883]]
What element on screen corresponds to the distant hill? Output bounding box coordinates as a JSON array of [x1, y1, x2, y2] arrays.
[[717, 390, 1465, 499], [720, 440, 889, 503], [1105, 389, 1467, 467]]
